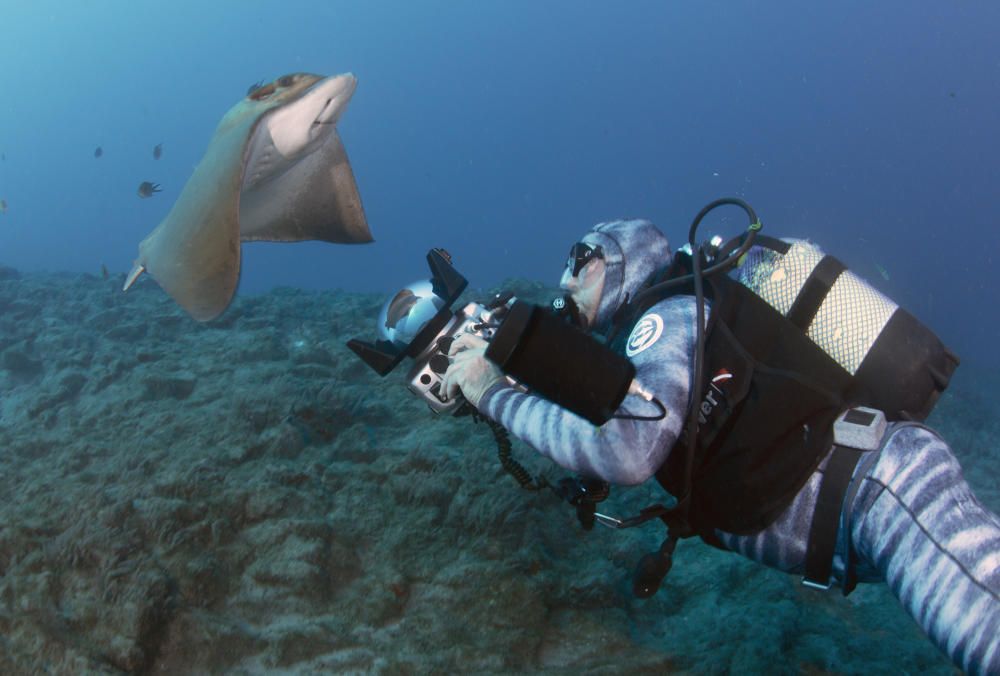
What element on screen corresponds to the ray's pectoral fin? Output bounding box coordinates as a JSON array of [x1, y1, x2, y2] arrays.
[[239, 129, 372, 244], [130, 174, 242, 322], [122, 113, 245, 322]]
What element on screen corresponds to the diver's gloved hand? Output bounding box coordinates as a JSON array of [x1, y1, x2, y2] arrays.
[[441, 334, 505, 408]]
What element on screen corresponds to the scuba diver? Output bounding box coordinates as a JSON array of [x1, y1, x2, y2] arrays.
[[439, 212, 1000, 674]]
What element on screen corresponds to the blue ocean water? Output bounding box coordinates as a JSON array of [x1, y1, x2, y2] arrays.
[[0, 0, 997, 370], [0, 4, 998, 672]]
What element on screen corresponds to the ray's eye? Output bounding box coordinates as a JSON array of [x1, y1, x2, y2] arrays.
[[249, 82, 276, 100], [277, 75, 296, 88]]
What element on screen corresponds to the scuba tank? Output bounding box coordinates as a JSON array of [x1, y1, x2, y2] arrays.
[[726, 236, 956, 422]]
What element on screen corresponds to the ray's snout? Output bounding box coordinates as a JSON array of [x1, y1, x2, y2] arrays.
[[311, 73, 356, 125]]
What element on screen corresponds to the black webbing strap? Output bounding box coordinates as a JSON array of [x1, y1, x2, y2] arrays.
[[786, 256, 846, 330], [715, 234, 791, 262], [751, 235, 792, 255], [802, 444, 863, 590]]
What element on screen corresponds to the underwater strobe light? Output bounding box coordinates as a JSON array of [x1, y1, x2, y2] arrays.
[[347, 249, 641, 424]]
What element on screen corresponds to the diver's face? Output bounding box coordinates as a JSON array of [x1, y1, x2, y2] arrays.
[[560, 254, 606, 329]]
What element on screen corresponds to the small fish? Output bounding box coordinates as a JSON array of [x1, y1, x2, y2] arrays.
[[247, 80, 264, 96], [0, 199, 7, 215], [1, 152, 5, 161], [100, 263, 109, 280], [94, 146, 103, 159], [873, 262, 890, 281], [153, 143, 163, 160], [137, 181, 162, 198]]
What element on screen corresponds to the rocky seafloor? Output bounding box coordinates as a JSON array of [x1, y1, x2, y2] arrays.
[[0, 265, 995, 674]]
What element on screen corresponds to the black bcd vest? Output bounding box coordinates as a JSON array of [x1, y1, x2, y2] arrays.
[[630, 240, 960, 536]]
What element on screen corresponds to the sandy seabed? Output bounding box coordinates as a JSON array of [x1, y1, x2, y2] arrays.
[[0, 266, 993, 674]]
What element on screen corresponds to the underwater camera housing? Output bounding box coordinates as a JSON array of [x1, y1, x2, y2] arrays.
[[347, 248, 508, 415], [347, 249, 636, 423]]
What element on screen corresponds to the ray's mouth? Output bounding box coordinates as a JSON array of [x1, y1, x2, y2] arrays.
[[313, 98, 336, 126]]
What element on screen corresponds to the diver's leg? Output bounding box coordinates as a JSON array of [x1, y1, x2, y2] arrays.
[[849, 424, 1000, 675]]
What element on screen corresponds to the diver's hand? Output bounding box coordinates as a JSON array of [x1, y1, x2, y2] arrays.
[[440, 334, 505, 408]]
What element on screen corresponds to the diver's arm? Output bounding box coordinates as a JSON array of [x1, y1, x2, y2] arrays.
[[478, 296, 699, 485]]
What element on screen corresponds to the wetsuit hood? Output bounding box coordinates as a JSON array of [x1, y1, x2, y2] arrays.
[[578, 219, 672, 333]]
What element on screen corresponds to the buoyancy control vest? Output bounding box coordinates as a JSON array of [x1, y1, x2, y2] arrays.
[[641, 236, 959, 535]]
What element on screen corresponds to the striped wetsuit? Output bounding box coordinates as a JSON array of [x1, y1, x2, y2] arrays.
[[478, 294, 1000, 674]]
